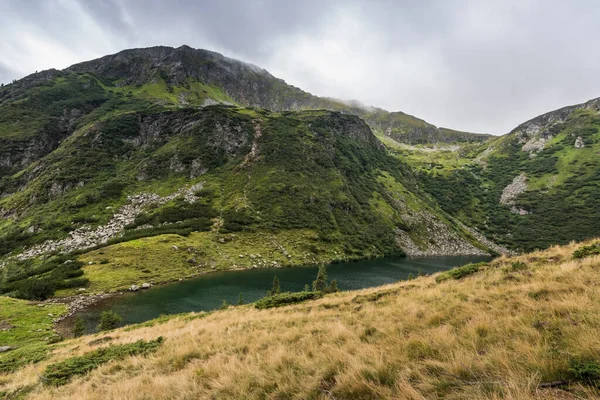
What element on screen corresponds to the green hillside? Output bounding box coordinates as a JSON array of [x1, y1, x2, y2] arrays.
[[415, 100, 600, 251], [0, 65, 491, 299]]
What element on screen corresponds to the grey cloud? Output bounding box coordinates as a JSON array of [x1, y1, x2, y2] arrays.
[[0, 64, 14, 85], [2, 0, 600, 134]]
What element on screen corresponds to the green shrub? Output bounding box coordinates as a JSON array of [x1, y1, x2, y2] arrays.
[[510, 261, 528, 271], [43, 337, 164, 386], [72, 317, 85, 338], [435, 262, 487, 283], [568, 358, 600, 386], [254, 292, 322, 309], [0, 344, 48, 373], [329, 279, 339, 293], [573, 244, 600, 259], [11, 279, 56, 301], [0, 257, 87, 300], [97, 311, 123, 331]]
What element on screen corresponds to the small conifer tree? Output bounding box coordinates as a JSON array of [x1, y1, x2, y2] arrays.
[[73, 316, 85, 337], [312, 265, 328, 292], [328, 279, 339, 293], [270, 276, 281, 295], [97, 311, 123, 331]]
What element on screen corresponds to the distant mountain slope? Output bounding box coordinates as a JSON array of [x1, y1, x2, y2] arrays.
[[417, 97, 600, 251]]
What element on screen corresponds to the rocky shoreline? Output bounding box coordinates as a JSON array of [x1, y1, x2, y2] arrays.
[[46, 292, 117, 324]]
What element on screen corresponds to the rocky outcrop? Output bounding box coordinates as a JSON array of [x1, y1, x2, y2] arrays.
[[500, 174, 529, 215], [575, 136, 585, 148], [511, 98, 600, 153], [17, 183, 203, 259], [459, 223, 512, 255], [386, 188, 489, 256], [394, 212, 489, 256], [370, 113, 491, 145]]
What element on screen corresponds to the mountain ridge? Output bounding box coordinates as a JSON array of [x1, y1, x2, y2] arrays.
[[57, 45, 493, 144]]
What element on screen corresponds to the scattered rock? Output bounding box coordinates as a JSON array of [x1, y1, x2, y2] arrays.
[[16, 183, 204, 260], [129, 284, 140, 292], [0, 320, 15, 330], [141, 283, 151, 289], [575, 136, 585, 148], [0, 346, 16, 353], [500, 174, 528, 209]]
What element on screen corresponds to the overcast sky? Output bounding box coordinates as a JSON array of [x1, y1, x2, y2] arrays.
[[1, 0, 600, 134]]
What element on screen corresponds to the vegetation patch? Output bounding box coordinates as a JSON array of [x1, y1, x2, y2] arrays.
[[254, 291, 322, 309], [0, 344, 49, 374], [0, 256, 88, 300], [435, 262, 487, 283], [352, 288, 403, 304], [0, 296, 67, 372], [568, 358, 600, 387], [43, 337, 164, 386], [573, 243, 600, 259]]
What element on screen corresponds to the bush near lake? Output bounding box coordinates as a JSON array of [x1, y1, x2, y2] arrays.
[[254, 291, 322, 309], [97, 311, 123, 331], [435, 262, 488, 283]]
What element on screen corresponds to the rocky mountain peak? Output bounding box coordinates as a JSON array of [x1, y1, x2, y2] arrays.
[[66, 45, 272, 87], [511, 97, 600, 153]]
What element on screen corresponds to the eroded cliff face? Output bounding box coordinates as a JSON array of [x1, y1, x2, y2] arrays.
[[0, 107, 84, 180]]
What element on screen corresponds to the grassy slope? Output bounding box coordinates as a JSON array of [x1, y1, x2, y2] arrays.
[[375, 132, 485, 173], [0, 298, 67, 375], [1, 241, 600, 399]]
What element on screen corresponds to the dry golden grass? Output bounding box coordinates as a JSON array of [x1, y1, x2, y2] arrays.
[[2, 240, 600, 399]]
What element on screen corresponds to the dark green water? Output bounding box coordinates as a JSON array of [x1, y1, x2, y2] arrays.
[[77, 256, 489, 329]]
